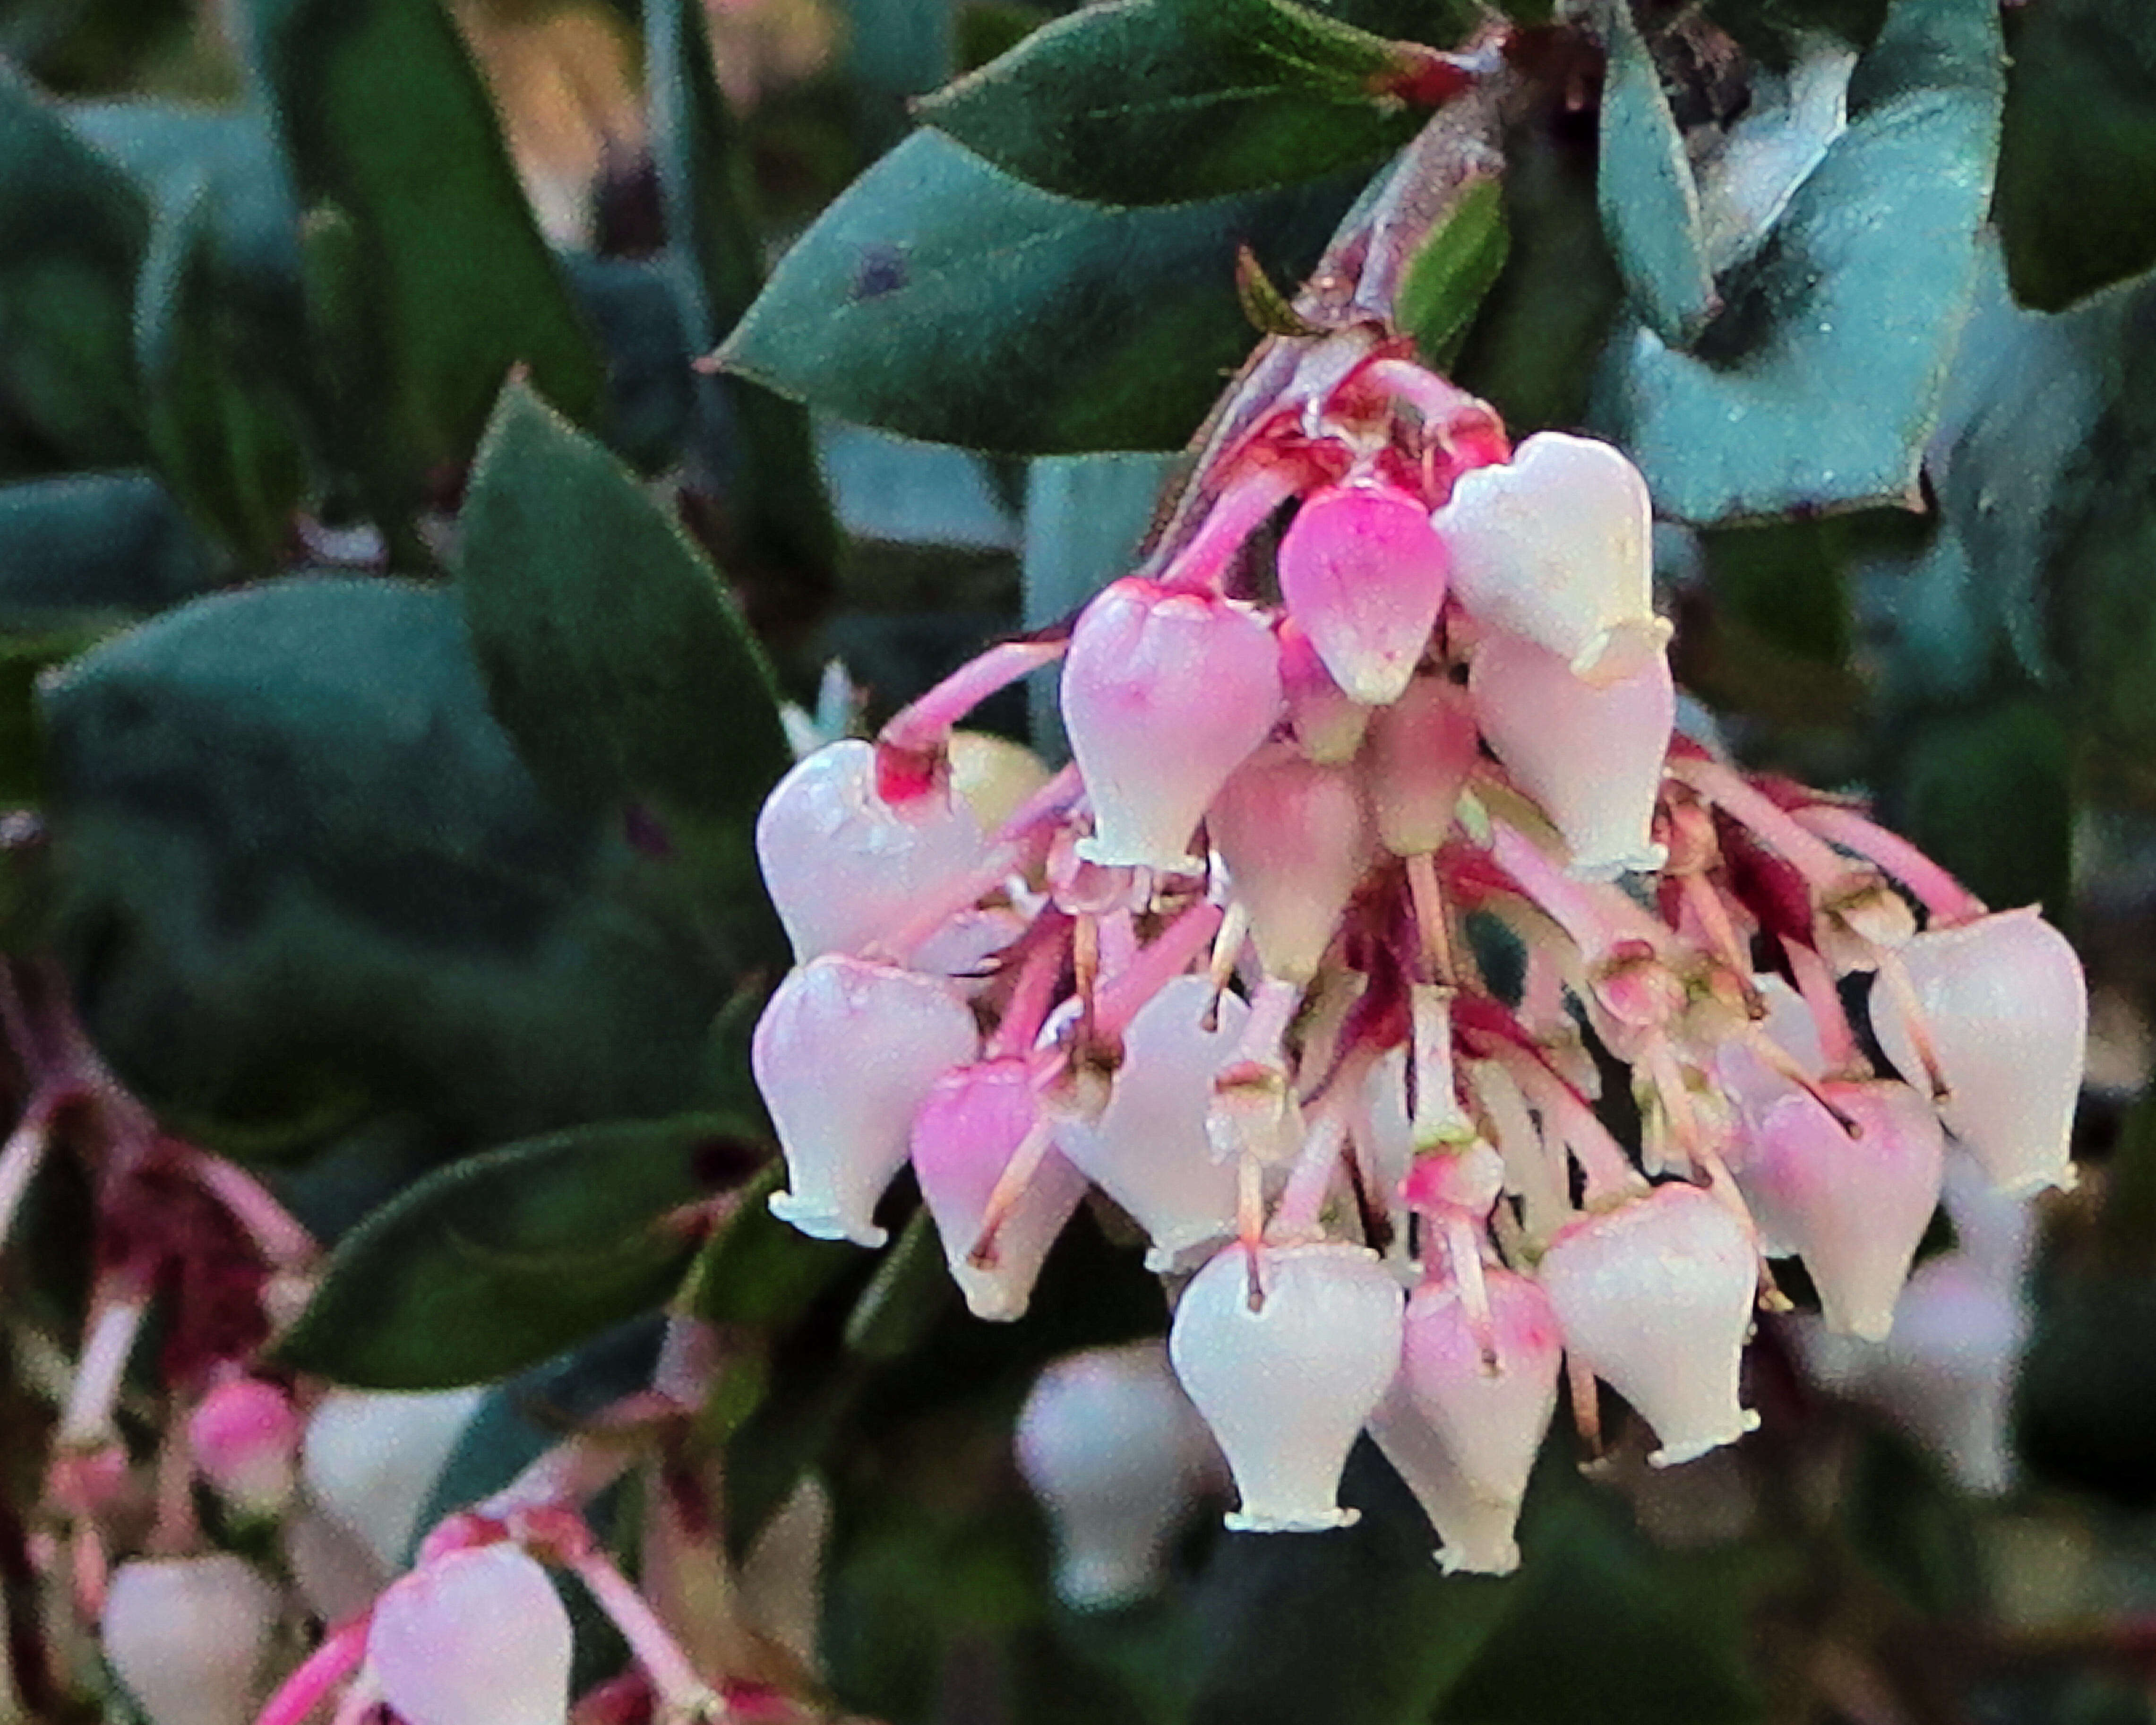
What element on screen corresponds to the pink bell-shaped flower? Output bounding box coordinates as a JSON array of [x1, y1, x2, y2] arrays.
[[189, 1376, 301, 1519], [1277, 483, 1450, 706], [1169, 1241, 1406, 1532], [1536, 1182, 1760, 1465], [1470, 630, 1674, 878], [368, 1544, 573, 1725], [1209, 746, 1371, 983], [1279, 619, 1371, 765], [1361, 673, 1479, 858], [911, 1058, 1088, 1320], [1062, 578, 1283, 871], [1737, 1079, 1945, 1340], [1056, 975, 1249, 1270], [1872, 907, 2086, 1195], [1371, 1268, 1561, 1573], [754, 955, 981, 1246], [103, 1555, 279, 1725], [1015, 1342, 1215, 1609], [755, 739, 989, 962], [1434, 431, 1670, 685]]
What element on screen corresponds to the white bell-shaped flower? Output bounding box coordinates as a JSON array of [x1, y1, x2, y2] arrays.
[[1471, 630, 1674, 878], [754, 739, 991, 962], [911, 1058, 1088, 1320], [1738, 1078, 1945, 1340], [368, 1544, 573, 1725], [1434, 432, 1669, 685], [302, 1387, 487, 1568], [1208, 747, 1371, 984], [1015, 1342, 1214, 1609], [1169, 1241, 1405, 1532], [1536, 1182, 1760, 1465], [1872, 907, 2086, 1195], [1056, 975, 1248, 1271], [1062, 578, 1283, 871], [103, 1555, 279, 1725], [754, 954, 980, 1246]]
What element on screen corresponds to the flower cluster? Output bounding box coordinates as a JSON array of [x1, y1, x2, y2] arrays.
[[750, 334, 2087, 1575]]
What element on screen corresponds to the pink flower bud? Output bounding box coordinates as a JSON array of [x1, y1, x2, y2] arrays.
[[1872, 907, 2085, 1195], [1536, 1183, 1760, 1466], [189, 1377, 301, 1519], [1208, 747, 1371, 983], [755, 739, 989, 962], [1279, 620, 1370, 765], [1361, 673, 1479, 857], [1055, 975, 1248, 1271], [302, 1388, 486, 1568], [754, 956, 981, 1246], [1368, 1268, 1560, 1574], [368, 1544, 573, 1725], [1434, 432, 1669, 685], [911, 1058, 1088, 1320], [1169, 1241, 1405, 1532], [1061, 579, 1282, 871], [1738, 1080, 1944, 1341], [1015, 1342, 1213, 1609], [1277, 483, 1450, 706], [103, 1555, 278, 1725], [1470, 631, 1673, 878]]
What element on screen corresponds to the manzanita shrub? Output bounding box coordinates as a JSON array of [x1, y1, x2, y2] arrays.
[[3, 0, 2156, 1720]]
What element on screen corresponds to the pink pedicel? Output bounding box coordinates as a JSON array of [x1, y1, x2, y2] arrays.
[[189, 1377, 301, 1520], [1434, 431, 1670, 685], [1015, 1343, 1215, 1610], [753, 955, 981, 1247], [1371, 1267, 1560, 1574], [103, 1555, 279, 1725], [1276, 482, 1450, 707], [1872, 907, 2087, 1195], [1209, 747, 1372, 983], [1536, 1182, 1760, 1466], [1169, 1241, 1405, 1532], [1738, 1079, 1945, 1341], [1470, 630, 1675, 878], [911, 1058, 1088, 1321], [367, 1544, 574, 1725], [754, 738, 990, 964], [1061, 578, 1283, 872]]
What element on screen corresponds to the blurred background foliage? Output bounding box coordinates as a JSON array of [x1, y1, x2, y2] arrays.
[[5, 0, 2156, 1721]]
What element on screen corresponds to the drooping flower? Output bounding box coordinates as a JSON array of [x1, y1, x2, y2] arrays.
[[103, 1555, 279, 1725], [1276, 482, 1450, 706], [367, 1544, 574, 1725]]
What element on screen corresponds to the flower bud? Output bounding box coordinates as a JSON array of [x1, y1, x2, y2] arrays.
[[189, 1376, 301, 1519], [367, 1544, 573, 1725], [1361, 673, 1478, 857], [754, 955, 981, 1246], [1369, 1268, 1560, 1573], [755, 739, 989, 962], [911, 1058, 1088, 1320], [1169, 1241, 1405, 1532], [1279, 619, 1370, 765], [1209, 747, 1371, 983], [1056, 975, 1248, 1271], [103, 1555, 278, 1725], [1062, 579, 1282, 871], [1434, 432, 1669, 685], [1277, 483, 1449, 706], [1738, 1079, 1944, 1341], [303, 1388, 487, 1569], [1536, 1183, 1759, 1466], [1470, 631, 1673, 878], [1872, 907, 2085, 1195], [1015, 1342, 1212, 1609]]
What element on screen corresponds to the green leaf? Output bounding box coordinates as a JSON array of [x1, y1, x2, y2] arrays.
[[1597, 0, 1717, 347], [277, 1115, 758, 1388], [1996, 0, 2156, 313], [718, 130, 1366, 453], [0, 472, 212, 621], [917, 0, 1432, 207], [243, 0, 603, 487], [1593, 0, 2003, 524], [0, 62, 150, 469], [842, 1209, 953, 1361], [1394, 168, 1508, 367], [39, 576, 742, 1163], [689, 1164, 860, 1328], [560, 252, 697, 474], [457, 380, 792, 955]]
